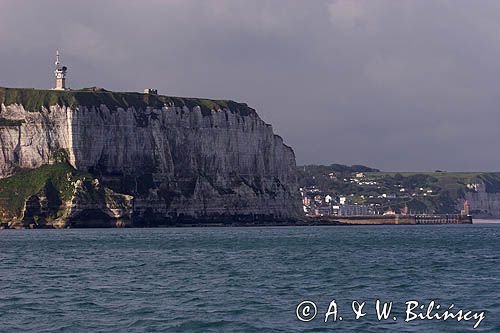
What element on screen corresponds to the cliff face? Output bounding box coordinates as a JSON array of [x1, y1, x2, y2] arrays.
[[462, 183, 500, 218], [0, 88, 300, 227]]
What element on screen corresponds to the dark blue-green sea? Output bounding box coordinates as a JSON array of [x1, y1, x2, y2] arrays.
[[1, 222, 499, 332]]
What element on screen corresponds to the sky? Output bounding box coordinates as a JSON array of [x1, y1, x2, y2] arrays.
[[1, 0, 500, 171]]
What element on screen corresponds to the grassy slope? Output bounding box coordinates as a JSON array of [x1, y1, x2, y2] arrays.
[[0, 162, 91, 218], [369, 171, 500, 193], [0, 87, 256, 117], [0, 118, 24, 126], [370, 171, 486, 178]]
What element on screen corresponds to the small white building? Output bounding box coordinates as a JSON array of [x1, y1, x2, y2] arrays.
[[144, 88, 158, 95]]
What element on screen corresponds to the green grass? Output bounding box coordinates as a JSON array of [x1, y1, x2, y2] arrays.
[[368, 171, 491, 179], [0, 87, 256, 117], [369, 171, 500, 193], [0, 117, 24, 127], [0, 161, 91, 218]]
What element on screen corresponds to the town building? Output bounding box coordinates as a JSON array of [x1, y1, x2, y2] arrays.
[[318, 206, 332, 216], [383, 208, 396, 215], [339, 204, 370, 216]]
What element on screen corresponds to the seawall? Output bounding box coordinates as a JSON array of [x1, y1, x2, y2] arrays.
[[314, 214, 472, 225]]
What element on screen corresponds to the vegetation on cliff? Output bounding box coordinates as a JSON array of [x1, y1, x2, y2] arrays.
[[0, 87, 256, 117], [0, 117, 24, 127], [0, 154, 91, 220]]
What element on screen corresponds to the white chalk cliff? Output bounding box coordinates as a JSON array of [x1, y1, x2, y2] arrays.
[[0, 88, 300, 226], [462, 183, 500, 218]]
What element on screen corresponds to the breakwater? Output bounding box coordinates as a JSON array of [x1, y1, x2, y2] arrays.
[[318, 214, 473, 225]]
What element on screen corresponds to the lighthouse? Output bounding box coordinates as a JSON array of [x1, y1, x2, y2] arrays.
[[54, 50, 68, 90], [463, 200, 470, 216]]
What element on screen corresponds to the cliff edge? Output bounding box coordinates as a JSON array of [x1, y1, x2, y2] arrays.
[[0, 87, 301, 227]]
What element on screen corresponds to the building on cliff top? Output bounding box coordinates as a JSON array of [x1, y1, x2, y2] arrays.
[[52, 51, 158, 95], [144, 88, 158, 95], [53, 50, 68, 91]]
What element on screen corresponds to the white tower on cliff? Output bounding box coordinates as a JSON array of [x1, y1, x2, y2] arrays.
[[54, 50, 68, 90]]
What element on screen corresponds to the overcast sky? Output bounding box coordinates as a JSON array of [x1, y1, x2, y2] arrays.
[[1, 0, 500, 171]]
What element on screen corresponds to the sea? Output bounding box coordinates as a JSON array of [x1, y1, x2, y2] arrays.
[[0, 221, 499, 332]]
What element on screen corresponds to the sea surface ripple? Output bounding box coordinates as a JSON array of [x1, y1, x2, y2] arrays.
[[0, 224, 499, 332]]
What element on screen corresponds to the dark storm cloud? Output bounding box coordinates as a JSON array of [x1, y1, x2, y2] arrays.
[[1, 0, 500, 171]]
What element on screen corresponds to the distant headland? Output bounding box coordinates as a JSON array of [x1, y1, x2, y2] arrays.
[[298, 163, 500, 222]]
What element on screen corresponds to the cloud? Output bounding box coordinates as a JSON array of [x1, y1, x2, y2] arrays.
[[328, 0, 367, 29], [0, 0, 500, 170]]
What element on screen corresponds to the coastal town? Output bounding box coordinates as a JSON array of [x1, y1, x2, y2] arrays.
[[298, 165, 474, 221], [301, 171, 431, 217]]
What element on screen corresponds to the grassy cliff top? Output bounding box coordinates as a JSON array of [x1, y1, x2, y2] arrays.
[[0, 87, 256, 116]]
